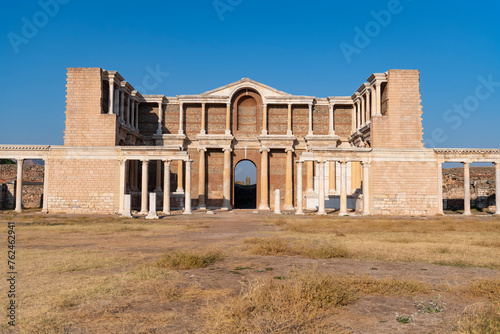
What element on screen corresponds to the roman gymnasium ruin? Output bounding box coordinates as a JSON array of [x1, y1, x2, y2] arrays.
[[0, 68, 499, 216]]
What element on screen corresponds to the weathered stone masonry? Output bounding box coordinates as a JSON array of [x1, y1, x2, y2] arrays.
[[0, 67, 498, 216]]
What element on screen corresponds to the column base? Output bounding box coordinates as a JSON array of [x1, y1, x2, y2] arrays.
[[14, 209, 22, 213], [464, 212, 472, 216], [225, 130, 232, 135], [284, 205, 294, 211], [139, 210, 148, 215], [162, 211, 171, 215], [41, 209, 48, 214], [198, 205, 207, 210], [295, 211, 305, 215], [317, 211, 327, 216], [175, 188, 184, 193], [261, 130, 268, 135], [183, 210, 192, 215], [338, 211, 348, 216], [274, 209, 282, 214], [146, 213, 159, 219], [363, 211, 371, 216], [258, 204, 270, 211], [286, 130, 293, 136], [122, 212, 133, 218]]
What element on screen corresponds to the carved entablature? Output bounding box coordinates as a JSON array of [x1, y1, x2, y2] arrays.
[[257, 135, 296, 151], [434, 148, 500, 163], [196, 134, 234, 150]]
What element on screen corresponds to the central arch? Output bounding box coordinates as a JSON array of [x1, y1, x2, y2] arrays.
[[234, 160, 257, 209]]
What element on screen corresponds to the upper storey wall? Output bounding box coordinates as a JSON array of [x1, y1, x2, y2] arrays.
[[371, 70, 424, 148], [64, 68, 118, 146]]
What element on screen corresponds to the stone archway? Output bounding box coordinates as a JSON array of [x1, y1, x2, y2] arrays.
[[234, 160, 257, 209]]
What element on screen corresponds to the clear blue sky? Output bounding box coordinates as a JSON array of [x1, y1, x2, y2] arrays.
[[1, 0, 499, 150]]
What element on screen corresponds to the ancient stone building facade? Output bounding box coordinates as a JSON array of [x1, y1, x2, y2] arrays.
[[0, 67, 499, 216]]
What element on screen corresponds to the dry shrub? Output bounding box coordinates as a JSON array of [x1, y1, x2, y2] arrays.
[[346, 275, 431, 295], [156, 249, 224, 270], [204, 270, 357, 333], [464, 279, 500, 301], [455, 302, 500, 334], [245, 237, 352, 259]]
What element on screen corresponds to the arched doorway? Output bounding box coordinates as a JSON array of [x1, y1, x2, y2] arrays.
[[234, 160, 257, 209]]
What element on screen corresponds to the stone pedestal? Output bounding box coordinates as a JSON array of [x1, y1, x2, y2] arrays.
[[295, 161, 304, 215], [146, 193, 158, 219], [274, 189, 281, 214], [317, 161, 326, 215], [463, 162, 471, 216], [122, 194, 133, 218]]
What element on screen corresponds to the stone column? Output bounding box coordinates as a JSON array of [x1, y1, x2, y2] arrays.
[[287, 104, 293, 135], [184, 160, 192, 214], [163, 160, 171, 215], [146, 193, 159, 219], [284, 148, 294, 210], [42, 158, 49, 213], [114, 86, 119, 115], [262, 104, 268, 135], [296, 161, 304, 215], [274, 189, 281, 214], [14, 158, 24, 213], [198, 148, 207, 209], [140, 160, 149, 214], [318, 161, 326, 215], [155, 160, 162, 192], [127, 96, 132, 126], [135, 102, 139, 129], [463, 161, 471, 216], [366, 89, 371, 122], [339, 161, 348, 216], [108, 79, 115, 115], [119, 88, 125, 122], [329, 161, 336, 194], [362, 161, 370, 215], [371, 86, 376, 118], [351, 104, 356, 133], [133, 161, 139, 191], [361, 95, 366, 126], [375, 82, 382, 116], [157, 102, 163, 135], [495, 162, 500, 215], [200, 103, 206, 134], [225, 103, 231, 135], [259, 147, 270, 210], [119, 159, 126, 214], [131, 98, 135, 129], [329, 103, 335, 135], [356, 100, 361, 129], [307, 161, 314, 193], [222, 148, 232, 210], [178, 102, 184, 135], [176, 161, 184, 193], [308, 104, 313, 135], [437, 161, 444, 214]]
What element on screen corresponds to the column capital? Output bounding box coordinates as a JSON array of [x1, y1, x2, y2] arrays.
[[494, 161, 500, 167], [141, 159, 150, 163], [295, 160, 304, 165], [361, 161, 371, 167], [222, 147, 233, 153], [260, 147, 270, 153], [163, 159, 171, 164], [462, 160, 472, 166], [285, 147, 294, 153], [119, 159, 127, 166], [198, 147, 207, 153], [16, 158, 25, 164]]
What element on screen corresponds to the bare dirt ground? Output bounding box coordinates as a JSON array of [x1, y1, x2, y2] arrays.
[[1, 210, 499, 333]]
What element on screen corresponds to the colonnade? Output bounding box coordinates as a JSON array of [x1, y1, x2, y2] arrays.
[[437, 160, 500, 215], [352, 82, 382, 132], [296, 160, 371, 216], [109, 78, 139, 130]]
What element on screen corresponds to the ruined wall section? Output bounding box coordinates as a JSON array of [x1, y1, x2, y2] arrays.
[[371, 70, 423, 148], [64, 68, 119, 146]]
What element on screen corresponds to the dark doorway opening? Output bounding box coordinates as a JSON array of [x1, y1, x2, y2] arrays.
[[234, 160, 257, 209]]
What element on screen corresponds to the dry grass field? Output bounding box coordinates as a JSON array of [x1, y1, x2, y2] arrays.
[[1, 210, 500, 333]]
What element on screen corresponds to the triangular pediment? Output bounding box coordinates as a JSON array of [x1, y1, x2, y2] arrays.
[[201, 78, 292, 98]]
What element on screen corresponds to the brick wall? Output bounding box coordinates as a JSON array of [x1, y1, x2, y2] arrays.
[[372, 160, 438, 215], [334, 106, 353, 139], [371, 70, 424, 148], [64, 68, 118, 146]]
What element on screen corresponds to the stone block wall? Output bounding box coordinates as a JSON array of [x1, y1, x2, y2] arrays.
[[64, 68, 118, 146], [371, 70, 424, 149], [47, 158, 118, 214], [371, 160, 439, 215]]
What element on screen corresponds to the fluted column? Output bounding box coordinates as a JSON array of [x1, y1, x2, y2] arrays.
[[262, 104, 268, 135], [463, 161, 471, 216], [339, 161, 348, 216], [135, 102, 139, 129], [356, 100, 361, 129], [198, 148, 207, 209], [308, 104, 313, 135], [131, 98, 135, 129], [362, 161, 370, 215], [155, 160, 162, 192], [296, 161, 304, 215], [119, 159, 127, 214], [200, 103, 206, 134], [495, 162, 500, 215], [140, 160, 149, 214], [318, 161, 326, 215], [329, 103, 335, 135], [371, 86, 376, 118], [184, 160, 192, 214], [351, 104, 356, 133], [108, 79, 115, 115], [287, 104, 293, 135], [42, 158, 49, 213], [163, 160, 171, 215], [329, 161, 336, 194], [366, 89, 371, 122], [176, 161, 184, 193], [222, 148, 232, 210], [156, 102, 163, 135], [119, 88, 125, 122], [361, 94, 366, 126], [259, 147, 270, 210], [225, 103, 231, 135], [437, 161, 444, 214], [127, 96, 132, 125], [14, 158, 24, 213], [284, 148, 294, 210]]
